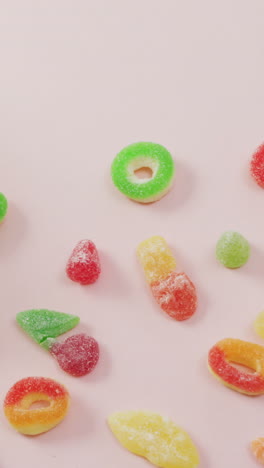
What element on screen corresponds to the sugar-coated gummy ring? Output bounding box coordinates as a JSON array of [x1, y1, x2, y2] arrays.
[[0, 192, 8, 222], [215, 231, 250, 268], [250, 143, 264, 188], [111, 142, 175, 203], [4, 377, 70, 435], [208, 338, 264, 395]]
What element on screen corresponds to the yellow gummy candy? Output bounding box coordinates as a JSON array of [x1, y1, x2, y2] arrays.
[[108, 411, 200, 468], [137, 236, 176, 284], [254, 311, 264, 339]]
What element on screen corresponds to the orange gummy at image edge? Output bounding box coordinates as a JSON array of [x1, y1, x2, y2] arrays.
[[208, 339, 264, 395], [4, 377, 70, 435], [251, 438, 264, 464], [137, 236, 197, 321]]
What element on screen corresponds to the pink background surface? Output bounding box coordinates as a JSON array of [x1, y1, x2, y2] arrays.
[[0, 1, 264, 467]]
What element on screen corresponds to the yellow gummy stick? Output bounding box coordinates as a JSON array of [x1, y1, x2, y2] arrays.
[[137, 236, 176, 284]]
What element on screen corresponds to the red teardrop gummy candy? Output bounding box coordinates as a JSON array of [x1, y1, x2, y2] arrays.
[[66, 240, 101, 285]]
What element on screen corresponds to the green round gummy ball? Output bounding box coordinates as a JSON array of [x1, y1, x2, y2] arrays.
[[215, 231, 250, 269]]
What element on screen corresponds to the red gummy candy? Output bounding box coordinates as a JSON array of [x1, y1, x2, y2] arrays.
[[250, 144, 264, 188], [50, 333, 99, 377], [66, 240, 101, 285], [151, 272, 197, 321]]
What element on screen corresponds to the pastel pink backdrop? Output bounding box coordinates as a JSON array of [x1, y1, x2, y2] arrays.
[[0, 1, 264, 467]]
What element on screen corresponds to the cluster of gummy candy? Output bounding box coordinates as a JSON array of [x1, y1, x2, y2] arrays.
[[15, 240, 102, 378], [1, 140, 264, 468]]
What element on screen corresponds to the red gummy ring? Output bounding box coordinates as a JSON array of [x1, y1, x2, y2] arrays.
[[4, 377, 70, 435], [208, 338, 264, 395]]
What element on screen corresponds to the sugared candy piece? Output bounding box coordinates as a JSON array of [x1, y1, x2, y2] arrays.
[[108, 411, 200, 468], [16, 310, 99, 377], [250, 144, 264, 188], [0, 192, 8, 222], [137, 236, 197, 321], [215, 231, 250, 268], [50, 333, 99, 377], [4, 377, 70, 435], [66, 239, 101, 285], [208, 338, 264, 395], [151, 272, 197, 321], [137, 236, 176, 284], [254, 311, 264, 339], [16, 309, 80, 348], [251, 438, 264, 464], [111, 142, 175, 203]]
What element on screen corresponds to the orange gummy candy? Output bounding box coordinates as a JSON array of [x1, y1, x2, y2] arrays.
[[251, 438, 264, 464]]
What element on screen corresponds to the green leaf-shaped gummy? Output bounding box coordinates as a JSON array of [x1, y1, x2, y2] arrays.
[[16, 309, 80, 348]]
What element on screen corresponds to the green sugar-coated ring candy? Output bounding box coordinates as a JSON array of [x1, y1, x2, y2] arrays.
[[0, 193, 8, 222], [215, 231, 250, 269], [111, 142, 175, 203]]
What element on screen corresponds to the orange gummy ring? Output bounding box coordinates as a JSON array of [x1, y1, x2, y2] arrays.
[[208, 338, 264, 395], [4, 377, 70, 435]]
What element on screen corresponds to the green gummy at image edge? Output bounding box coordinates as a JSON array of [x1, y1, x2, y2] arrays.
[[111, 142, 175, 200], [16, 309, 80, 346], [0, 193, 8, 221]]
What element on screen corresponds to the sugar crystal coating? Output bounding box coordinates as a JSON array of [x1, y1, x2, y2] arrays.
[[16, 309, 80, 347], [4, 377, 70, 435], [151, 272, 197, 321], [251, 438, 264, 464], [137, 236, 197, 321], [111, 142, 175, 203], [254, 311, 264, 339], [208, 338, 264, 395], [0, 192, 8, 222], [108, 411, 200, 468], [50, 333, 99, 377], [215, 231, 250, 268], [250, 144, 264, 188], [66, 239, 101, 285], [137, 236, 176, 284]]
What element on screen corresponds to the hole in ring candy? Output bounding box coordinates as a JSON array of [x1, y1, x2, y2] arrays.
[[250, 143, 264, 188], [137, 236, 197, 320], [111, 142, 175, 203], [4, 377, 70, 435], [108, 410, 200, 468], [16, 310, 99, 377], [215, 231, 250, 269], [208, 338, 264, 395], [0, 192, 8, 223]]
